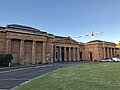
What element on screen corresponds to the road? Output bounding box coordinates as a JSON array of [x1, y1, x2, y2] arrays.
[[0, 61, 92, 90]]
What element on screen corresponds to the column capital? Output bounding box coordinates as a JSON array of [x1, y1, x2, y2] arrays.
[[43, 41, 47, 43], [20, 39, 25, 41], [33, 40, 37, 42], [6, 38, 11, 40]]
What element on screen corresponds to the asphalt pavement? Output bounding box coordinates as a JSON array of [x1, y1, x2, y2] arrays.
[[0, 61, 93, 90]]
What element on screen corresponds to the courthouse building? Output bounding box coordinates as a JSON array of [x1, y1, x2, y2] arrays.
[[83, 40, 116, 61], [0, 24, 117, 65]]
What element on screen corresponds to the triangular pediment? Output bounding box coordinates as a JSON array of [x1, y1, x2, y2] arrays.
[[55, 37, 79, 45]]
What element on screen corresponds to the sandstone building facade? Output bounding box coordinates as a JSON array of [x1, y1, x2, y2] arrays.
[[83, 40, 116, 61], [116, 43, 120, 58], [0, 24, 117, 65]]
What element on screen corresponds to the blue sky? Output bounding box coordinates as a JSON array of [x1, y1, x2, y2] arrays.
[[0, 0, 120, 43]]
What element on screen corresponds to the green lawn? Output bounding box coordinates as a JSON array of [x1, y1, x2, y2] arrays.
[[16, 62, 120, 90]]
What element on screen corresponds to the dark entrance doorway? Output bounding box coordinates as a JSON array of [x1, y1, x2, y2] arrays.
[[89, 52, 93, 61], [61, 47, 64, 61], [80, 52, 82, 60]]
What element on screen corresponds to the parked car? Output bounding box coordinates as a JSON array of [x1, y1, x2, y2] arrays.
[[112, 58, 120, 62], [99, 58, 113, 62]]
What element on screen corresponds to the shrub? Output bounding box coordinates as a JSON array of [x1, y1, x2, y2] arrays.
[[4, 54, 13, 63], [0, 54, 5, 66], [0, 54, 13, 67]]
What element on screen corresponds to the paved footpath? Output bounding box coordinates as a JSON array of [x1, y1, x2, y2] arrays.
[[0, 61, 92, 90]]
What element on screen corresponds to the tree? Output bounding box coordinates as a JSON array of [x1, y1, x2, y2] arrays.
[[0, 54, 13, 67], [4, 54, 13, 67]]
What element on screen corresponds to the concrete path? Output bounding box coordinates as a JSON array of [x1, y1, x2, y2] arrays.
[[0, 61, 92, 90]]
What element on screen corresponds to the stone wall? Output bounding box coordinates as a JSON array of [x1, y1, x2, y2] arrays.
[[24, 41, 32, 64], [0, 32, 6, 54], [11, 39, 20, 64]]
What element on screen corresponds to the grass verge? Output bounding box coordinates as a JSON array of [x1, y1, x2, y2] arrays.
[[16, 62, 120, 90]]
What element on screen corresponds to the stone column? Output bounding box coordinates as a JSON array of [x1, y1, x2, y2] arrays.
[[114, 48, 116, 57], [112, 48, 113, 57], [69, 47, 71, 61], [6, 39, 11, 54], [64, 47, 66, 61], [59, 46, 62, 61], [112, 48, 115, 57], [77, 48, 80, 61], [51, 44, 53, 63], [19, 40, 24, 65], [31, 41, 36, 64], [42, 42, 46, 64], [109, 48, 111, 57], [107, 48, 110, 57], [111, 48, 113, 57], [73, 47, 75, 61], [103, 48, 106, 58], [54, 46, 56, 62]]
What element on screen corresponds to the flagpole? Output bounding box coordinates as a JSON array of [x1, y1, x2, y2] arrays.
[[92, 31, 94, 40], [92, 35, 94, 40]]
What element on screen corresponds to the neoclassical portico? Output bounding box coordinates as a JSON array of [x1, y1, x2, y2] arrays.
[[103, 47, 116, 58], [5, 38, 47, 65], [53, 44, 80, 62]]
